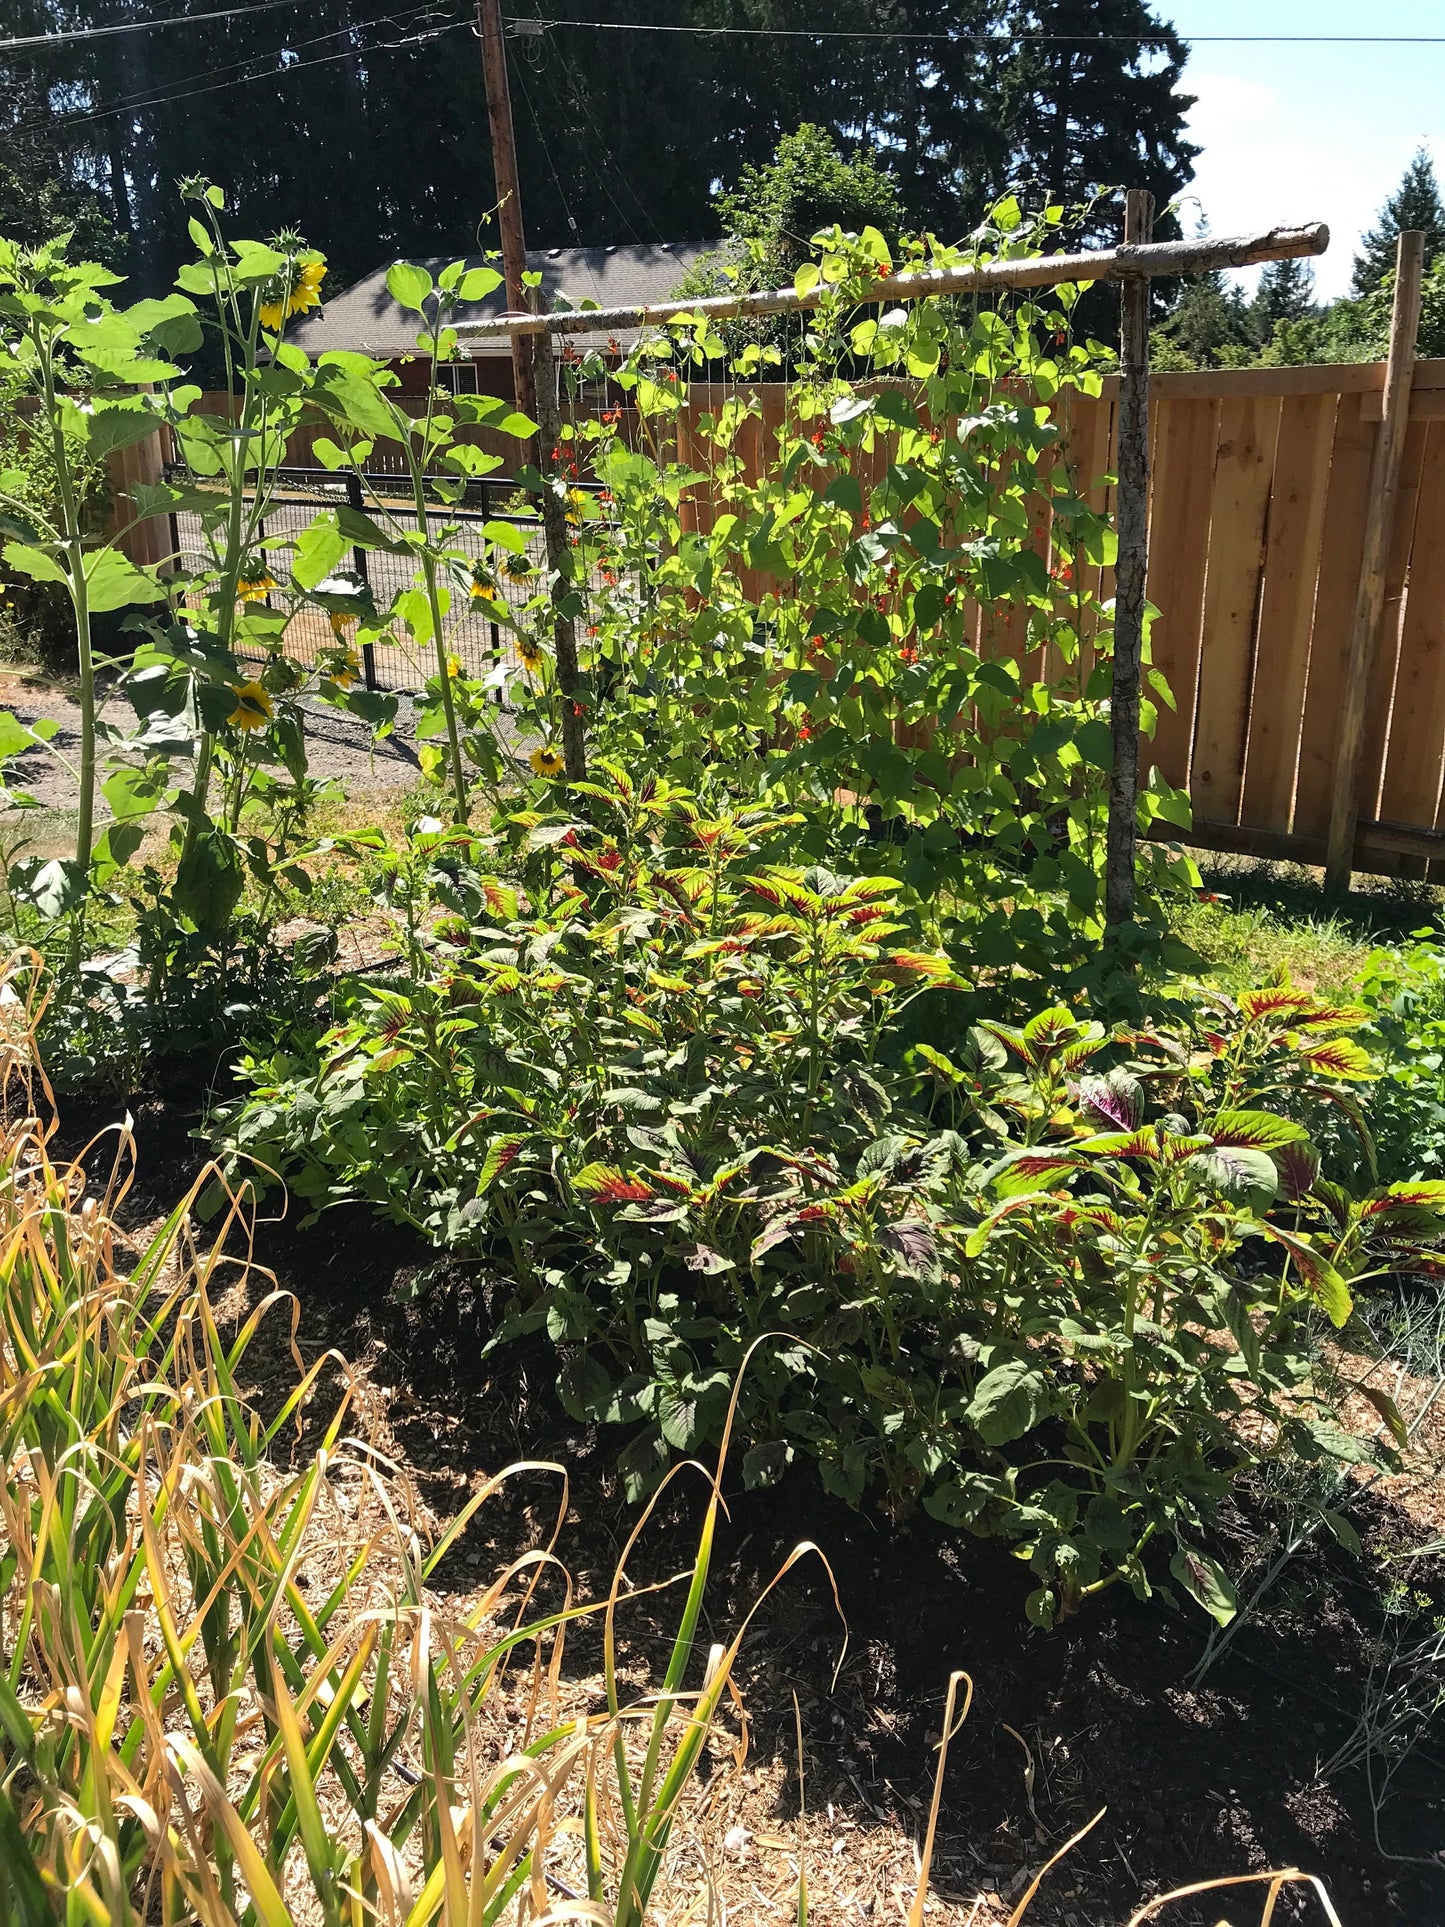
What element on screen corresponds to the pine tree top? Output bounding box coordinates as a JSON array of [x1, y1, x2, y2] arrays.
[[1352, 147, 1445, 295]]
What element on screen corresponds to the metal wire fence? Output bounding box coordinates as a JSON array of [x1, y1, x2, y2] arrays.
[[165, 466, 581, 694]]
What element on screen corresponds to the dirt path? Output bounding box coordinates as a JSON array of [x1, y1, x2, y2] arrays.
[[0, 673, 428, 818]]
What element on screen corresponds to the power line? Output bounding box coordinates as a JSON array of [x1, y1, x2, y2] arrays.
[[505, 17, 1445, 45], [16, 8, 468, 135], [12, 1, 453, 134], [0, 0, 311, 56], [545, 33, 665, 246]]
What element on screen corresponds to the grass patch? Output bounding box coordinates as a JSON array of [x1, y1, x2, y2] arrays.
[[1171, 851, 1444, 997]]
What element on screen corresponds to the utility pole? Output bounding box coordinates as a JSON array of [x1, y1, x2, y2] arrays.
[[476, 0, 536, 419], [474, 0, 583, 778]]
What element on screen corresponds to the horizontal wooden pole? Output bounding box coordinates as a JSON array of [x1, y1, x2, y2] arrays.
[[456, 221, 1329, 344]]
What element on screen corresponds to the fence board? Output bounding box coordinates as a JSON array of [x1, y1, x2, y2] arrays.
[[1190, 394, 1282, 826], [1379, 419, 1445, 827], [1293, 390, 1379, 839], [1142, 396, 1220, 787], [1238, 391, 1336, 832]]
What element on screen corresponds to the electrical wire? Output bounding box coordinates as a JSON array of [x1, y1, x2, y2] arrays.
[[13, 5, 469, 135], [546, 32, 667, 246], [1, 0, 312, 56], [509, 49, 607, 294], [507, 18, 1445, 46], [11, 1, 454, 134]]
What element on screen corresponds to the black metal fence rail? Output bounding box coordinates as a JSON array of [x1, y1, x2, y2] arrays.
[[164, 467, 610, 695]]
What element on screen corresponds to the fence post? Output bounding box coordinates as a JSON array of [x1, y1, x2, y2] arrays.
[[344, 469, 378, 691], [531, 328, 587, 781], [1105, 187, 1154, 931], [1325, 229, 1425, 897], [104, 416, 169, 571]]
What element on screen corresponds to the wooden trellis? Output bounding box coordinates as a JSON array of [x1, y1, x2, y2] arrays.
[[456, 215, 1331, 926]]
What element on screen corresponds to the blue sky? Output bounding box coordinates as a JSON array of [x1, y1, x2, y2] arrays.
[[1164, 0, 1445, 297]]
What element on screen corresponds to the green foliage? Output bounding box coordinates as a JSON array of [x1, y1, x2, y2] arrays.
[[544, 212, 1199, 999], [1318, 255, 1445, 365], [0, 201, 539, 1087], [214, 780, 1433, 1622], [701, 123, 908, 294], [998, 0, 1197, 246], [1345, 930, 1445, 1184], [1352, 144, 1445, 295]]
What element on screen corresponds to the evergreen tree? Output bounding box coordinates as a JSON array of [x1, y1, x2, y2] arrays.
[[0, 2, 118, 264], [1152, 268, 1254, 369], [0, 0, 1199, 301], [997, 0, 1197, 246], [1352, 147, 1445, 294], [1253, 257, 1316, 330]]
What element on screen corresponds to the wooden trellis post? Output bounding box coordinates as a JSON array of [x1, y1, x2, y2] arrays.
[[530, 328, 587, 782], [1105, 187, 1155, 932], [1324, 229, 1425, 896]]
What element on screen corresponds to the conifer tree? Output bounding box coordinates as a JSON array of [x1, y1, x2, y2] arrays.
[[997, 0, 1197, 245], [1253, 257, 1316, 334], [1352, 147, 1445, 294]]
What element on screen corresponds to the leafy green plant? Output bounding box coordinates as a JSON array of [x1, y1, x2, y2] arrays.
[[1345, 928, 1445, 1183], [538, 205, 1199, 999], [0, 230, 184, 949], [0, 944, 826, 1927], [214, 774, 1434, 1620]]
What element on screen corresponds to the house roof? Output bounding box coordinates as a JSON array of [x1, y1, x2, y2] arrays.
[[287, 242, 720, 358]]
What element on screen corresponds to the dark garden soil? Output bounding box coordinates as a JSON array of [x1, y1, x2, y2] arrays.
[[56, 1080, 1445, 1927]]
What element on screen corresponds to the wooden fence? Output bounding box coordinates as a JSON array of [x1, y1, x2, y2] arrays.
[[137, 359, 1445, 878], [1097, 359, 1445, 875]]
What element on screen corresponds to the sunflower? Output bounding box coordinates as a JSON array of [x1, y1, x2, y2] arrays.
[[518, 637, 546, 675], [235, 567, 277, 603], [326, 650, 361, 690], [259, 258, 326, 331], [563, 488, 586, 527], [328, 609, 356, 637], [228, 680, 273, 731], [501, 551, 535, 582], [530, 744, 565, 778], [469, 569, 498, 602]]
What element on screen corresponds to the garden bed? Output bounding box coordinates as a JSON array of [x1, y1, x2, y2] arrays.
[[63, 1079, 1445, 1927]]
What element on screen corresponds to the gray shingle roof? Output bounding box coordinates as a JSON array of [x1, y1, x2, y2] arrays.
[[288, 242, 720, 358]]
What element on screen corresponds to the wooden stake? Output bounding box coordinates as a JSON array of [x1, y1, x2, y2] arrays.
[[530, 328, 586, 782], [1324, 229, 1425, 895], [1105, 188, 1154, 931], [475, 0, 536, 420]]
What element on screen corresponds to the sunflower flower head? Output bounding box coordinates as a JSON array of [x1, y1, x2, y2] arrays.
[[235, 566, 277, 603], [259, 256, 326, 331], [325, 649, 361, 690], [469, 567, 498, 602], [328, 609, 356, 637], [518, 636, 546, 675], [228, 680, 273, 731], [530, 744, 565, 779], [501, 551, 535, 581]]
